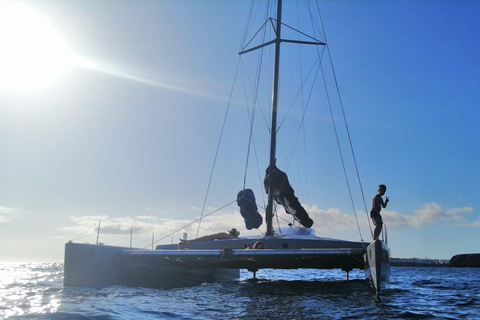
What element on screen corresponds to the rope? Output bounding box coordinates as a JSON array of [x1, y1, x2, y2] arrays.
[[125, 199, 238, 254], [316, 2, 372, 241], [194, 57, 242, 239], [239, 0, 272, 210], [70, 221, 98, 242]]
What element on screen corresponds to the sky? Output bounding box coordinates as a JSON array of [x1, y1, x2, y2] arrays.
[[0, 0, 479, 262]]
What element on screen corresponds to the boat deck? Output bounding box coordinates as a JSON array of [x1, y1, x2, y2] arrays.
[[121, 247, 366, 271]]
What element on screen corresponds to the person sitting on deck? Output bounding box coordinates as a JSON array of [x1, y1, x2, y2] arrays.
[[180, 228, 240, 243], [252, 241, 264, 249]]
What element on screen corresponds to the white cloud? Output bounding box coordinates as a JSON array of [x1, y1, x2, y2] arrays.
[[383, 203, 473, 228], [306, 205, 367, 231], [0, 206, 15, 223], [280, 202, 474, 231], [458, 219, 480, 227], [63, 211, 246, 243], [0, 206, 13, 213], [62, 202, 476, 245]]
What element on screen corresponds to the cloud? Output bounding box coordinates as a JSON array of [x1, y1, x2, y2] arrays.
[[63, 212, 246, 243], [458, 219, 480, 227], [306, 205, 367, 231], [305, 203, 474, 230], [64, 215, 158, 236], [0, 206, 14, 223], [63, 202, 475, 245], [383, 203, 473, 228]]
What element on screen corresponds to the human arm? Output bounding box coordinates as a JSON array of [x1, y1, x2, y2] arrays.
[[382, 196, 390, 208]]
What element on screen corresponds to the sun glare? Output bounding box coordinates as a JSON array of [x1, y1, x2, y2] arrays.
[[0, 2, 72, 92]]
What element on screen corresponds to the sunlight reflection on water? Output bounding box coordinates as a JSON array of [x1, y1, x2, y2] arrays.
[[0, 262, 63, 318], [2, 263, 480, 319]]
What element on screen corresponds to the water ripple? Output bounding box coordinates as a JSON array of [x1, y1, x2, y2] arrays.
[[2, 264, 480, 319]]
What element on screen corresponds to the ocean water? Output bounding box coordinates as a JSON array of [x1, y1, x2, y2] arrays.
[[1, 262, 480, 319]]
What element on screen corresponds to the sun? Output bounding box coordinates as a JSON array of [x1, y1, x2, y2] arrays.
[[0, 2, 72, 92]]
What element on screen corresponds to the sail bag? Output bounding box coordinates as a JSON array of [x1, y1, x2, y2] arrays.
[[237, 189, 263, 230], [264, 165, 314, 228]]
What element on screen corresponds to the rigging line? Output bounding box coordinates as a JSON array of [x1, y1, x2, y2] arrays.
[[240, 0, 273, 53], [237, 74, 266, 207], [285, 57, 321, 176], [240, 0, 256, 52], [305, 0, 325, 43], [242, 21, 270, 189], [296, 0, 310, 209], [319, 60, 364, 242], [240, 1, 273, 206], [72, 232, 97, 242], [240, 63, 254, 190], [275, 209, 301, 228], [254, 137, 267, 209], [70, 221, 99, 241], [316, 2, 373, 236], [276, 20, 325, 44], [125, 199, 239, 255], [245, 117, 267, 208], [246, 123, 268, 210], [276, 50, 324, 132], [273, 202, 284, 234], [195, 59, 242, 239], [238, 59, 270, 131], [239, 1, 275, 136]]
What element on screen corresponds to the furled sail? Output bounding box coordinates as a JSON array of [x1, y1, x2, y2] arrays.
[[237, 188, 263, 230], [264, 164, 314, 228]]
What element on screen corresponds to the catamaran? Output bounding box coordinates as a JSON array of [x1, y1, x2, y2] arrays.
[[64, 0, 390, 298]]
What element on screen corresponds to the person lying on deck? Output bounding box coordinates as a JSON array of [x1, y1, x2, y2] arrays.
[[179, 228, 240, 243]]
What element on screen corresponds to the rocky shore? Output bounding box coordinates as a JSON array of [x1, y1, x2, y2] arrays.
[[449, 253, 480, 267]]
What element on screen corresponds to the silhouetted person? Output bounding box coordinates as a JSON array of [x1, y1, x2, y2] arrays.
[[252, 241, 264, 249], [371, 184, 389, 241], [180, 228, 240, 243]]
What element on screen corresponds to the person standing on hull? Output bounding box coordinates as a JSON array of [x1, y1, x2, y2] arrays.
[[370, 184, 389, 241]]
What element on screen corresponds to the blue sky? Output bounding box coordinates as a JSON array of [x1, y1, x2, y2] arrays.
[[0, 0, 479, 262]]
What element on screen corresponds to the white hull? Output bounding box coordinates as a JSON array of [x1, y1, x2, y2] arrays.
[[64, 242, 240, 289], [64, 229, 367, 289], [365, 239, 391, 297]]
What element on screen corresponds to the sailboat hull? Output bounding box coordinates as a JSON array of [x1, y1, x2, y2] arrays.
[[64, 242, 239, 289], [365, 240, 391, 297], [64, 232, 367, 289]]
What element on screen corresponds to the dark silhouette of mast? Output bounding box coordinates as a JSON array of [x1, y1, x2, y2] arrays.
[[239, 0, 325, 236], [265, 0, 283, 236]]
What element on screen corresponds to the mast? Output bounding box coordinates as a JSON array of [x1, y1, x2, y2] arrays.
[[238, 0, 325, 236], [265, 0, 283, 236]]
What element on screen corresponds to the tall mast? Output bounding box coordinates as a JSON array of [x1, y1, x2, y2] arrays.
[[238, 0, 325, 236], [265, 0, 282, 236]]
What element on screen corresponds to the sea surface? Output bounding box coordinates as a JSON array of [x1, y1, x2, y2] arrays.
[[1, 262, 479, 319]]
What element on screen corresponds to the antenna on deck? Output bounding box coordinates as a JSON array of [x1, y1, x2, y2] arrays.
[[96, 220, 101, 245]]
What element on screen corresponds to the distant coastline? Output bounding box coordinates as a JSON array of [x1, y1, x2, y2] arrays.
[[391, 257, 450, 267]]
